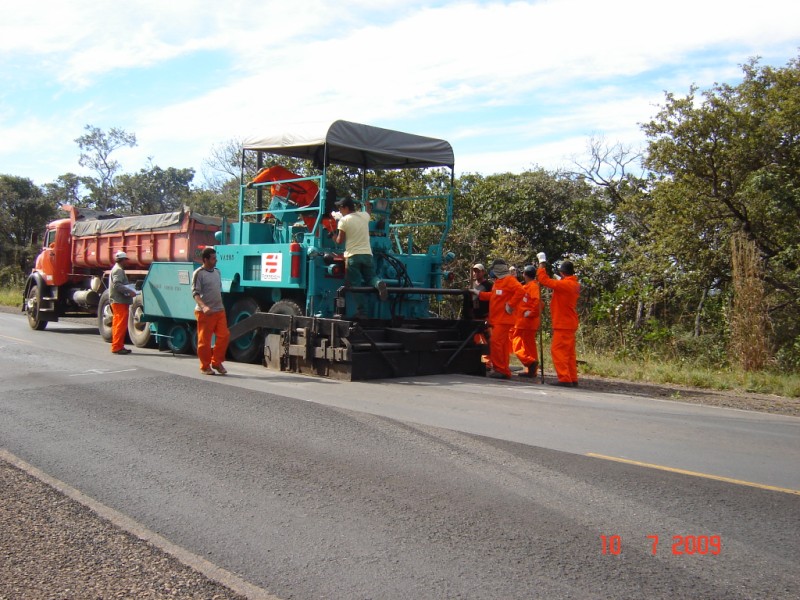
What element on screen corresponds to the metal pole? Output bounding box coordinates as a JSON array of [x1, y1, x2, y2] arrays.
[[539, 326, 545, 383]]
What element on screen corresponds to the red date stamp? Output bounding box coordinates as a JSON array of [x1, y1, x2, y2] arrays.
[[600, 534, 722, 556]]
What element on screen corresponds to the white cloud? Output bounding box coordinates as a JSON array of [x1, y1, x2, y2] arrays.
[[1, 0, 798, 184]]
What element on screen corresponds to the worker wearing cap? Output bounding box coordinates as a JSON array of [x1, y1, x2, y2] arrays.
[[473, 260, 525, 379], [536, 253, 580, 386], [471, 263, 493, 319], [331, 197, 388, 316], [109, 251, 136, 355], [471, 263, 493, 365], [511, 265, 542, 378]]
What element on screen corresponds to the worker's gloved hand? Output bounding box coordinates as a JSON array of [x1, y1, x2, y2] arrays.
[[505, 302, 513, 314], [523, 310, 531, 318], [469, 288, 480, 296], [331, 211, 343, 221], [246, 181, 255, 189], [536, 252, 547, 264]]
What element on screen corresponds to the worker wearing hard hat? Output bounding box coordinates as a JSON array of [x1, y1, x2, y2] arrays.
[[109, 251, 136, 355]]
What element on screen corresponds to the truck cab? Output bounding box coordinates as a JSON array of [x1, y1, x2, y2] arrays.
[[33, 217, 72, 287]]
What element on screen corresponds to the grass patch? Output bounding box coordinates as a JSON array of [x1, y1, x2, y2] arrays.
[[0, 285, 22, 308], [579, 349, 800, 398]]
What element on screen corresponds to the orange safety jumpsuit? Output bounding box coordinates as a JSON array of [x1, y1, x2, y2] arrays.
[[251, 166, 332, 232], [111, 303, 129, 353], [537, 267, 580, 383], [478, 275, 525, 376], [511, 280, 541, 373]]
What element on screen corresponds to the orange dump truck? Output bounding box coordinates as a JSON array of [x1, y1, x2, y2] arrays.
[[22, 205, 221, 346]]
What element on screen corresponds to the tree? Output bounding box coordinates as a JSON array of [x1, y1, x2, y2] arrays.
[[456, 168, 605, 266], [642, 54, 800, 366], [75, 125, 137, 211], [0, 175, 58, 275], [115, 162, 196, 214], [41, 173, 92, 208]]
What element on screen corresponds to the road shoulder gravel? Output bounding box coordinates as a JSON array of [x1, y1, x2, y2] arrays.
[[0, 450, 276, 600]]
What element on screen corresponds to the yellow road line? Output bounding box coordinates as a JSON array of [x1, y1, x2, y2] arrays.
[[586, 452, 800, 496], [0, 333, 32, 344]]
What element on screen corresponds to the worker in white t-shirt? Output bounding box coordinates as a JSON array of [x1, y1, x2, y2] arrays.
[[332, 197, 388, 316]]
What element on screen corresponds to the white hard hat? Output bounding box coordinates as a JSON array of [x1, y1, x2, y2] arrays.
[[115, 251, 128, 260]]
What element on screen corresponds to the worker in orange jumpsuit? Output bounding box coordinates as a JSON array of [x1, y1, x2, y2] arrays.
[[511, 265, 542, 378], [536, 253, 580, 386], [109, 251, 137, 354], [473, 260, 525, 379], [248, 165, 334, 233]]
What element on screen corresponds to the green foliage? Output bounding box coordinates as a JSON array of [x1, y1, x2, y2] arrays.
[[456, 168, 604, 263], [0, 175, 58, 273], [0, 285, 23, 307], [75, 125, 137, 211], [186, 185, 239, 220], [641, 55, 800, 366], [0, 265, 26, 287], [580, 348, 800, 398], [115, 163, 196, 214]]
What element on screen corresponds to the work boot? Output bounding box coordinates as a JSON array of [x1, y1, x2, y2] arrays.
[[523, 361, 538, 377], [487, 371, 511, 380]]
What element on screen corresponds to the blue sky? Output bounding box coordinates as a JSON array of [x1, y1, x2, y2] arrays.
[[1, 0, 798, 187]]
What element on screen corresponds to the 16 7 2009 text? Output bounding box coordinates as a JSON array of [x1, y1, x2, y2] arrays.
[[600, 534, 722, 556]]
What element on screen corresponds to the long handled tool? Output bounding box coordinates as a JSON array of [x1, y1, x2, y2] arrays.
[[539, 326, 545, 383]]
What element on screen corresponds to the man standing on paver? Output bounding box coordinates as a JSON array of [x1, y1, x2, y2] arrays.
[[332, 196, 388, 317]]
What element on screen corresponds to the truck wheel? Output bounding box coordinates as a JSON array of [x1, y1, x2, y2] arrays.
[[97, 291, 113, 342], [25, 282, 47, 331], [166, 323, 193, 354], [128, 295, 155, 348], [227, 297, 264, 364]]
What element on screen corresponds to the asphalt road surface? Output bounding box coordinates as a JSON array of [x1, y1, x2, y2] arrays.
[[1, 311, 798, 599]]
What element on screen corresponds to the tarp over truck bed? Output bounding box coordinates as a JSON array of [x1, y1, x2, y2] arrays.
[[71, 208, 221, 237]]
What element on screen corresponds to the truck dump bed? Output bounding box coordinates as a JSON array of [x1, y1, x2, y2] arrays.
[[70, 208, 221, 269]]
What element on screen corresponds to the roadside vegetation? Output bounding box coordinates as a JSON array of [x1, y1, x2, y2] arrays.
[[577, 349, 800, 399], [0, 285, 21, 308], [2, 55, 799, 399]]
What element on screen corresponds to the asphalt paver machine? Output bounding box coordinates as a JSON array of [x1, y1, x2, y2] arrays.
[[142, 120, 485, 380]]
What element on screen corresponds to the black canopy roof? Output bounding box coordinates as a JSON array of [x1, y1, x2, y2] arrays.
[[242, 120, 454, 170]]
